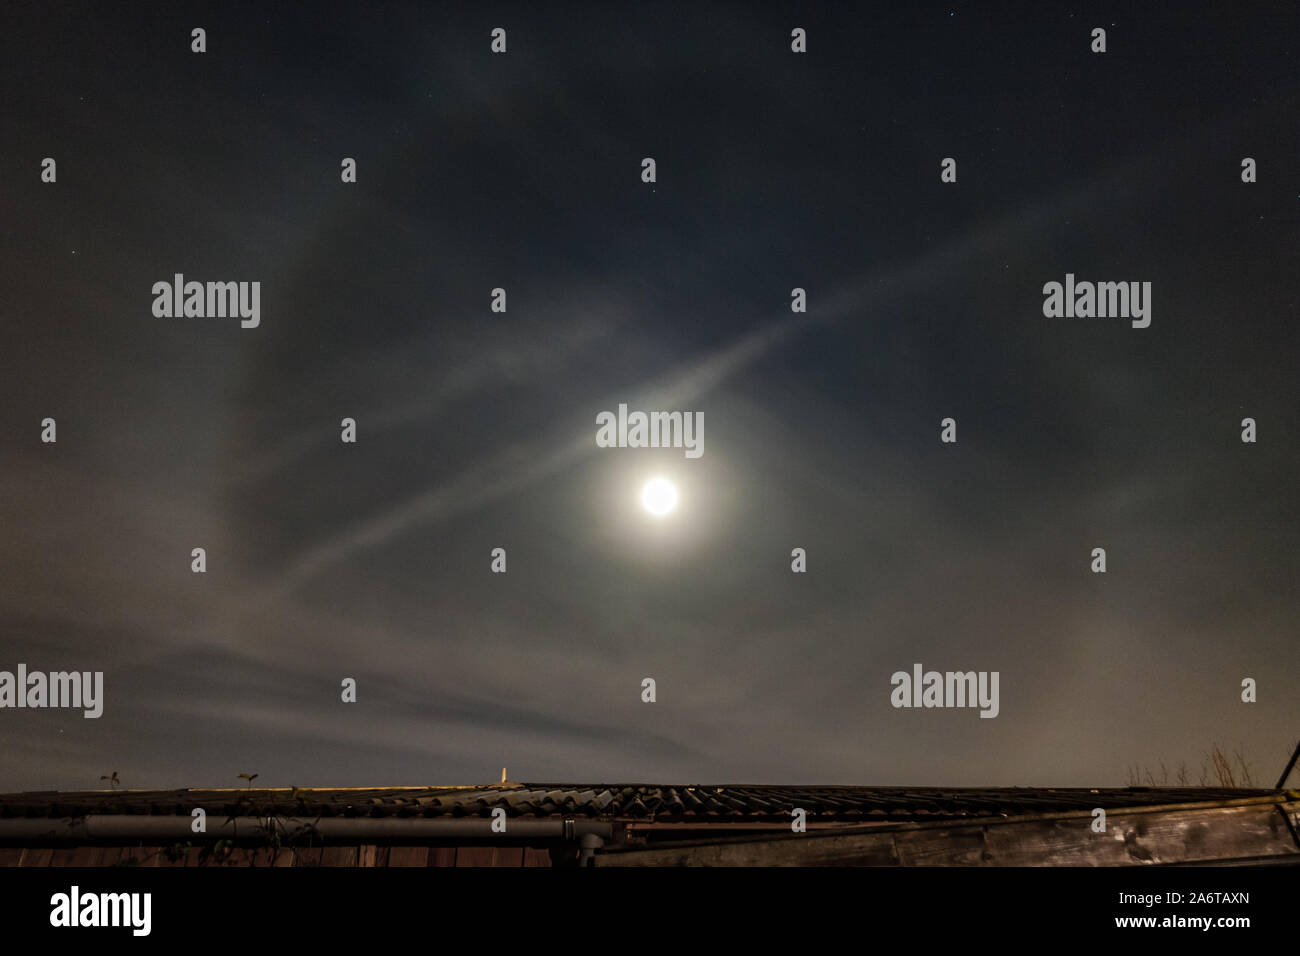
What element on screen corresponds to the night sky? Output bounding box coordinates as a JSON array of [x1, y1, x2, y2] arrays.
[[1, 2, 1297, 791]]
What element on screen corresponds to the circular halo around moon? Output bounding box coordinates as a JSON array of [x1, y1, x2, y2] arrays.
[[640, 477, 679, 517]]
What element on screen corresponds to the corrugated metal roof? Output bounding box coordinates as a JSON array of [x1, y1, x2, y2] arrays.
[[0, 784, 1281, 821]]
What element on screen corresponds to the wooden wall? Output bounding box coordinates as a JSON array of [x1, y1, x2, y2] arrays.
[[600, 799, 1300, 866]]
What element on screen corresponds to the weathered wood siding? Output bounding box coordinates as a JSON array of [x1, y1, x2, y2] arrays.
[[599, 799, 1300, 866]]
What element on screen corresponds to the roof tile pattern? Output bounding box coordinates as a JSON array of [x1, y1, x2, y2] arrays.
[[0, 785, 1279, 821]]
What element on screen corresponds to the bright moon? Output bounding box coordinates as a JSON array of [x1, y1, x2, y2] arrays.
[[640, 477, 678, 516]]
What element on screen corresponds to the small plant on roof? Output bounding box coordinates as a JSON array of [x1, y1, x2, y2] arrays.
[[1126, 743, 1260, 788], [223, 773, 261, 825], [99, 771, 120, 790], [198, 838, 234, 867]]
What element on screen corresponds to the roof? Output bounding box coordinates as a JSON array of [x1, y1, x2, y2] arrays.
[[0, 784, 1284, 822]]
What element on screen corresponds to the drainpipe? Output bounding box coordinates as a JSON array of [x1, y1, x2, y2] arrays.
[[578, 830, 605, 867], [0, 815, 613, 855]]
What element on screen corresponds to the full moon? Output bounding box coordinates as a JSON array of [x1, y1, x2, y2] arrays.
[[640, 477, 678, 516]]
